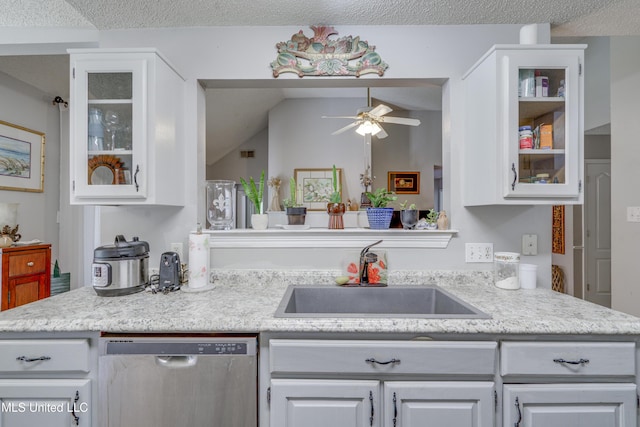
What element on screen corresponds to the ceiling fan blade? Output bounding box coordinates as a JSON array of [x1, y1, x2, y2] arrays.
[[322, 115, 360, 120], [369, 104, 393, 118], [331, 122, 359, 135], [380, 116, 421, 126], [375, 125, 389, 139]]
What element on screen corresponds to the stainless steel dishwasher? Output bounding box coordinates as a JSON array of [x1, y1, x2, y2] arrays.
[[99, 335, 258, 427]]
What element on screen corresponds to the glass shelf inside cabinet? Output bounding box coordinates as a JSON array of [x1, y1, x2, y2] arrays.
[[86, 72, 134, 186], [517, 67, 566, 186]]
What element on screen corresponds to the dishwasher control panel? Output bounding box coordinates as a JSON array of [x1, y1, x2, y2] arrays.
[[101, 337, 257, 356]]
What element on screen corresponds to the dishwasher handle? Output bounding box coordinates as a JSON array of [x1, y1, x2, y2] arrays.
[[155, 355, 198, 368]]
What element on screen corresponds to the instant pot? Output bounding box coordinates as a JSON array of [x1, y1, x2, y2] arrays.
[[92, 235, 149, 296]]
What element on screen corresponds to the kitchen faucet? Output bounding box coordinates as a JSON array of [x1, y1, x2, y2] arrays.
[[359, 240, 383, 285]]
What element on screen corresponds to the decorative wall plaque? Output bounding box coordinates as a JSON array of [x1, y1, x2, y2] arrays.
[[271, 26, 388, 78]]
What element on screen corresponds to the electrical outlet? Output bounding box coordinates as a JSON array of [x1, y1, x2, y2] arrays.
[[522, 234, 538, 255], [465, 243, 494, 263], [170, 242, 183, 260]]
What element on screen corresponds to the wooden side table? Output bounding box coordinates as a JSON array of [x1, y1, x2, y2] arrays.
[[0, 244, 51, 310]]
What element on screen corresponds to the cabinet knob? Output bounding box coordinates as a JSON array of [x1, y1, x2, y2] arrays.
[[26, 261, 34, 267]]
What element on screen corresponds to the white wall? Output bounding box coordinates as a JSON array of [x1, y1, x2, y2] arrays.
[[610, 36, 640, 316], [584, 37, 610, 132], [208, 128, 268, 184], [0, 70, 61, 266], [92, 25, 554, 285], [3, 25, 558, 286]]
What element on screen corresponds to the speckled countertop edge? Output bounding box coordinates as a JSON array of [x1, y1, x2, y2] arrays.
[[0, 269, 639, 336]]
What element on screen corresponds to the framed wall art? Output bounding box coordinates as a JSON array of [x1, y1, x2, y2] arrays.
[[0, 120, 45, 192], [388, 171, 420, 194], [294, 167, 343, 210]]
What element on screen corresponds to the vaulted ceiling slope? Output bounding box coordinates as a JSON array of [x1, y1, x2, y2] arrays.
[[0, 0, 638, 36]]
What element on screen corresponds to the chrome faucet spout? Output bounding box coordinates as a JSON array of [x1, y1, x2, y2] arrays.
[[359, 240, 383, 285]]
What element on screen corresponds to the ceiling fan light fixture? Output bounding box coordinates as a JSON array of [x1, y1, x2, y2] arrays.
[[356, 120, 381, 136]]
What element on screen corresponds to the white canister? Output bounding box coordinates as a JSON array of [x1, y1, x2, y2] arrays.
[[519, 263, 538, 289], [494, 252, 520, 290]]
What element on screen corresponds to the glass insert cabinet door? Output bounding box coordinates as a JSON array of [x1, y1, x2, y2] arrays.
[[71, 58, 147, 199], [504, 53, 582, 199]]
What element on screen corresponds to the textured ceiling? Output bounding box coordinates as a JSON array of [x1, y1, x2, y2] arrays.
[[0, 0, 637, 36]]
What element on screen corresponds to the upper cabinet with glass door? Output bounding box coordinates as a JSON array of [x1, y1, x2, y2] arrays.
[[69, 48, 185, 205], [462, 44, 586, 206]]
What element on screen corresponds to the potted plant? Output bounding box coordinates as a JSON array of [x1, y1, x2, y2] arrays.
[[283, 177, 307, 225], [425, 208, 438, 230], [240, 170, 268, 230], [399, 200, 418, 230], [326, 165, 345, 229], [365, 187, 397, 229]]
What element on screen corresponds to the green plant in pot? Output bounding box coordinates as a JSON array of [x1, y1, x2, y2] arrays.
[[282, 177, 306, 226], [326, 164, 345, 229], [425, 208, 438, 230], [399, 200, 418, 230], [240, 170, 268, 230], [365, 188, 397, 229]]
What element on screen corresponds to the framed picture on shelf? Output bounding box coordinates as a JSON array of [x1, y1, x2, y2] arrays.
[[388, 171, 420, 194], [294, 167, 343, 211], [0, 120, 45, 192]]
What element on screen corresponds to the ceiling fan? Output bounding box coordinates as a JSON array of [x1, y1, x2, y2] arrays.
[[322, 89, 421, 139]]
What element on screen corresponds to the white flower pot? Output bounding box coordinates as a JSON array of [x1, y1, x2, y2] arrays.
[[251, 213, 269, 230]]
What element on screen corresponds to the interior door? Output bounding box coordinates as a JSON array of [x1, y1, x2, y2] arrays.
[[584, 159, 611, 307]]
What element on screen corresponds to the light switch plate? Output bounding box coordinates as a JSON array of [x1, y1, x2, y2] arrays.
[[522, 234, 538, 255], [627, 207, 640, 222]]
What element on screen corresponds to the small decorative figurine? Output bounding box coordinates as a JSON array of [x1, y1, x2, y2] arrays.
[[437, 210, 449, 230]]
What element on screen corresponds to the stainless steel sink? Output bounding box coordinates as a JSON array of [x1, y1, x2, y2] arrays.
[[274, 285, 490, 319]]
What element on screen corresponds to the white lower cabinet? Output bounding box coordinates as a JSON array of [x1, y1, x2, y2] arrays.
[[0, 379, 91, 426], [385, 381, 495, 427], [503, 383, 637, 427], [270, 379, 495, 427], [268, 339, 498, 427], [270, 379, 380, 427], [501, 341, 637, 427], [0, 336, 97, 426]]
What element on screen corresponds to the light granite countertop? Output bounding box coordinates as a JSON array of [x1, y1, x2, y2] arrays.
[[1, 270, 640, 336]]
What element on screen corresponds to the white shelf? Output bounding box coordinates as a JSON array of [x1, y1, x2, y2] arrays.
[[205, 228, 458, 249]]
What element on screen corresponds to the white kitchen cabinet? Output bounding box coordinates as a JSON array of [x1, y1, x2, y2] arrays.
[[270, 379, 495, 427], [384, 381, 494, 427], [68, 48, 185, 205], [0, 379, 91, 426], [270, 379, 380, 427], [0, 336, 97, 426], [503, 383, 637, 427], [267, 339, 497, 427], [501, 341, 637, 427], [463, 44, 586, 205]]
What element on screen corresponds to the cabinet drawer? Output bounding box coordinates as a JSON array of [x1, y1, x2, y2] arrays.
[[501, 341, 635, 377], [0, 339, 90, 373], [8, 251, 47, 277], [270, 339, 497, 376]]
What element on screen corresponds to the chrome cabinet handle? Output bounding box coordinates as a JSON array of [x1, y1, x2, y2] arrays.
[[392, 392, 398, 427], [365, 358, 400, 365], [553, 358, 590, 366], [71, 390, 80, 425], [369, 390, 374, 426], [511, 163, 518, 190], [16, 355, 51, 362], [26, 261, 34, 267], [514, 396, 522, 427]]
